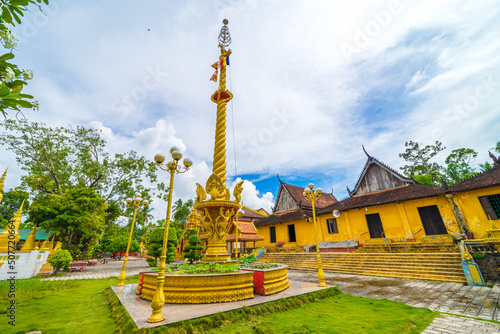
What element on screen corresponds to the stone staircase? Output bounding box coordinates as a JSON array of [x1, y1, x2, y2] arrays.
[[259, 252, 467, 283], [357, 241, 460, 253], [36, 262, 53, 277]]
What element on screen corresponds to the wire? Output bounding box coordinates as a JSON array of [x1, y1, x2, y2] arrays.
[[229, 65, 238, 178]]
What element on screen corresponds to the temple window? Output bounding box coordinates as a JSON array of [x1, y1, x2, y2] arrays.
[[326, 218, 338, 234], [478, 194, 500, 220]]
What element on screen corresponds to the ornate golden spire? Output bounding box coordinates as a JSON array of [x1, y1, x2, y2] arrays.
[[0, 200, 24, 252], [210, 19, 233, 188], [40, 230, 51, 251], [0, 167, 8, 203], [20, 224, 37, 252]]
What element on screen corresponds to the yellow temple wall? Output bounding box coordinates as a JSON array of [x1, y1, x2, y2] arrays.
[[255, 217, 321, 247], [452, 186, 500, 238], [314, 196, 458, 244], [255, 189, 498, 249]]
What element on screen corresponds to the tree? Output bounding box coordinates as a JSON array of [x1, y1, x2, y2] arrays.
[[172, 198, 194, 223], [399, 141, 445, 185], [100, 222, 139, 260], [47, 249, 72, 273], [0, 187, 29, 229], [28, 188, 107, 260], [183, 229, 202, 264], [144, 226, 178, 264], [444, 148, 478, 183], [0, 0, 48, 117], [0, 120, 157, 202], [0, 120, 158, 257], [166, 226, 178, 263]]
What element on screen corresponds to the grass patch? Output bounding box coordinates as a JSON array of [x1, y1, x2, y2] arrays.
[[0, 275, 139, 334], [138, 287, 436, 334], [0, 277, 437, 334]]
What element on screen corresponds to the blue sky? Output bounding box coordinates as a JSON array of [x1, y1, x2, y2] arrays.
[[1, 0, 499, 222]]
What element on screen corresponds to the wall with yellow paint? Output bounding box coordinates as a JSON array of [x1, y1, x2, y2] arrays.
[[453, 186, 500, 238], [255, 188, 497, 248], [256, 217, 324, 247], [314, 196, 459, 244]]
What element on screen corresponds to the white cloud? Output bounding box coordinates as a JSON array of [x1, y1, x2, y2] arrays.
[[228, 178, 274, 213]]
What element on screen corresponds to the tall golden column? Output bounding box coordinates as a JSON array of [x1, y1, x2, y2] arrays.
[[303, 184, 327, 287], [211, 19, 232, 188], [117, 193, 148, 287], [148, 147, 192, 323], [194, 19, 245, 262]]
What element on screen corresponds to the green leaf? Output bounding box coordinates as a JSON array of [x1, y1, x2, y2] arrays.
[[2, 7, 13, 25], [10, 9, 22, 25], [17, 99, 33, 108], [0, 53, 15, 61], [0, 84, 10, 97]]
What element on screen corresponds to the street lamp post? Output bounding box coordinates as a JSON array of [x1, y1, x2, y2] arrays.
[[148, 146, 192, 323], [117, 193, 148, 287], [234, 209, 244, 259], [303, 183, 327, 287]]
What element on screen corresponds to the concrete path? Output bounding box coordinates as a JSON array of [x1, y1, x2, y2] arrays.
[[42, 257, 149, 281], [42, 259, 500, 333]]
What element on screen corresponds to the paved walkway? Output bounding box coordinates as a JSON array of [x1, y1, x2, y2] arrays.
[[43, 256, 147, 281], [42, 259, 500, 333]]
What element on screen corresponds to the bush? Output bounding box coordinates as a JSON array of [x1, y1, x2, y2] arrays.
[[48, 249, 73, 272], [184, 234, 203, 264], [146, 257, 157, 267]]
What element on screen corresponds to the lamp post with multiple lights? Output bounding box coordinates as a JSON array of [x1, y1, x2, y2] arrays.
[[148, 147, 192, 323], [303, 183, 327, 287], [117, 193, 148, 287]]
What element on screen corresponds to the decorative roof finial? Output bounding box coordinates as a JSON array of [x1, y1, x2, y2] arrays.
[[362, 145, 372, 159], [218, 19, 231, 48]]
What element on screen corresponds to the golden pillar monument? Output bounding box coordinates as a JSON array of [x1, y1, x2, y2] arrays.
[[194, 19, 245, 262], [117, 193, 148, 287], [303, 184, 327, 287]]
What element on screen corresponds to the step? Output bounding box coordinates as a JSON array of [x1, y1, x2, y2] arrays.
[[294, 267, 466, 283], [259, 252, 467, 283]]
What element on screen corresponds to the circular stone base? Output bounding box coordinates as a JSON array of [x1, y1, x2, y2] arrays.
[[139, 270, 254, 304]]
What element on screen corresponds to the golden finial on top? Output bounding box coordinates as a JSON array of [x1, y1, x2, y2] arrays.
[[218, 19, 231, 48]]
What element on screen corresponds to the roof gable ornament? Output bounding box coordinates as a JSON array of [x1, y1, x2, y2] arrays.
[[350, 146, 414, 196]]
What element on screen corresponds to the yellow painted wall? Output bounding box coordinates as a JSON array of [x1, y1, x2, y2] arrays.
[[453, 186, 500, 238], [255, 188, 498, 248], [255, 217, 324, 247], [313, 195, 459, 245]]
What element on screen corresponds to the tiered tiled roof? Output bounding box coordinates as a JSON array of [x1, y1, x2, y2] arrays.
[[448, 166, 500, 193], [240, 206, 268, 220], [226, 221, 264, 241], [280, 182, 337, 210], [319, 184, 445, 215], [254, 208, 313, 227]]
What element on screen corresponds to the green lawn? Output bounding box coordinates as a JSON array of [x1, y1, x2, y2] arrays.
[[0, 276, 437, 334], [207, 294, 435, 334], [0, 275, 138, 334]]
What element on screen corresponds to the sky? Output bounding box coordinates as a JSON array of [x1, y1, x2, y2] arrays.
[[1, 0, 499, 223]]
